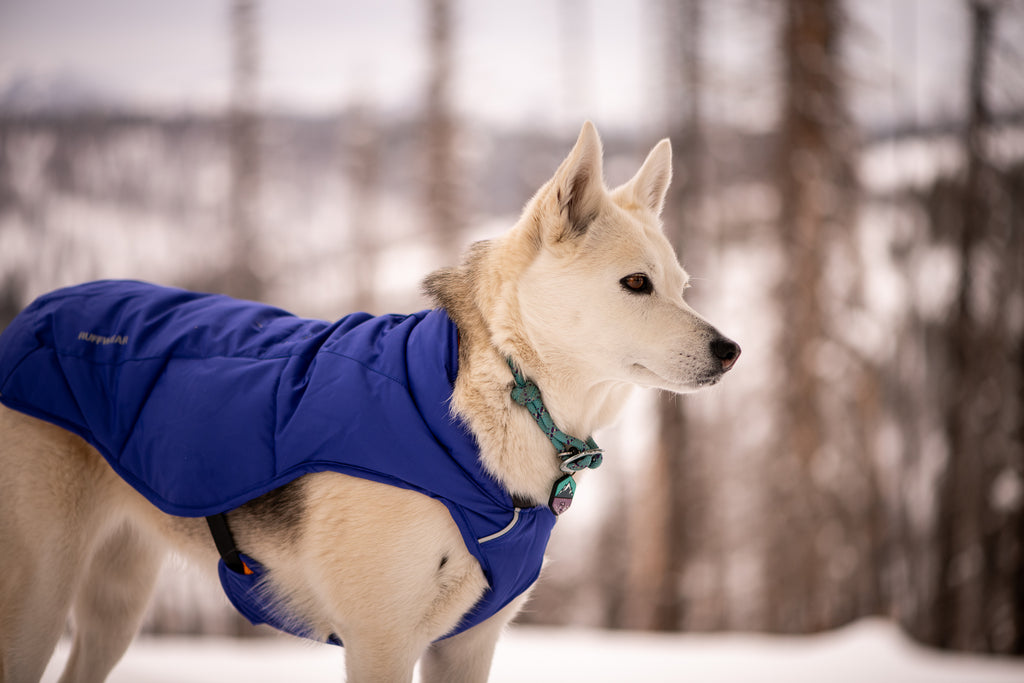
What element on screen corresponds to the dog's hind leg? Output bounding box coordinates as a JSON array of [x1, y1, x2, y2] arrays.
[[0, 407, 168, 683], [57, 522, 164, 683], [419, 588, 533, 683], [0, 409, 97, 682], [0, 530, 79, 683]]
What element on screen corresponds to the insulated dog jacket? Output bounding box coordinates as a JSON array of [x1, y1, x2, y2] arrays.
[[0, 280, 557, 642]]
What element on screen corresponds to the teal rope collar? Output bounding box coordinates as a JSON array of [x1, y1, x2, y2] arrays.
[[507, 358, 603, 515]]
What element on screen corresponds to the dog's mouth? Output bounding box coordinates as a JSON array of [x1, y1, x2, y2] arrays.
[[629, 363, 722, 392]]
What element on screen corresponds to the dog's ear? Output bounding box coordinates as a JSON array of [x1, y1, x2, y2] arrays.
[[613, 138, 672, 217], [548, 121, 605, 242]]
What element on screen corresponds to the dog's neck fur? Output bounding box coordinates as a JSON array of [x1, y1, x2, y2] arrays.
[[424, 230, 632, 507]]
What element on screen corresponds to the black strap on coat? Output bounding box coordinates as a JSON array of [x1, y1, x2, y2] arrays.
[[206, 513, 248, 574]]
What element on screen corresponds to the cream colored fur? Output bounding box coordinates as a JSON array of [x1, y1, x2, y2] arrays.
[[0, 122, 737, 683]]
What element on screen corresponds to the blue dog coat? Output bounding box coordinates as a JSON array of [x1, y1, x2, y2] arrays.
[[0, 280, 556, 642]]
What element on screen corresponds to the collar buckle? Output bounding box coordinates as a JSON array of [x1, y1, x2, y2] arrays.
[[558, 448, 604, 473]]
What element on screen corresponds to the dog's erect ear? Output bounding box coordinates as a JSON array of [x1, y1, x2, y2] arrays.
[[613, 138, 672, 217], [549, 121, 605, 241]]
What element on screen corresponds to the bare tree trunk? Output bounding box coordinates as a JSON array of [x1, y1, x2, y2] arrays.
[[224, 0, 263, 301], [1015, 334, 1024, 654], [765, 0, 849, 633], [933, 0, 1023, 654], [423, 0, 462, 261], [344, 105, 382, 313], [622, 409, 676, 630]]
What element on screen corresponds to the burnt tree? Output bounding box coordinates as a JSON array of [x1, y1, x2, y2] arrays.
[[223, 0, 263, 300], [930, 0, 1024, 654], [423, 0, 463, 261], [764, 0, 860, 633]]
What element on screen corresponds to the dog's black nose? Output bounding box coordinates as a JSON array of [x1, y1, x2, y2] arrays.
[[710, 337, 740, 371]]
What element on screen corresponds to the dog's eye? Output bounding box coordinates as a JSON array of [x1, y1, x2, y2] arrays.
[[620, 273, 653, 295]]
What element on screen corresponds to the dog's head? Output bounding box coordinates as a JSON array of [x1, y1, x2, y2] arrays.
[[510, 122, 739, 394]]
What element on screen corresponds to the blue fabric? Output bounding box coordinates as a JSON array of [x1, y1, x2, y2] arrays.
[[0, 280, 556, 643]]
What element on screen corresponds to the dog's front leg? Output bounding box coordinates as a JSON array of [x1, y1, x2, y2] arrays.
[[340, 635, 426, 683], [419, 586, 534, 683], [294, 474, 494, 682]]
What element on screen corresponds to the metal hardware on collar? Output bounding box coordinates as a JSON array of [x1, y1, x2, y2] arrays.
[[559, 448, 604, 473], [506, 358, 603, 515]]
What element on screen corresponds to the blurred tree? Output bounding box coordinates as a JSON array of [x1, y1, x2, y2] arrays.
[[0, 126, 28, 329], [223, 0, 263, 300], [344, 103, 382, 313], [424, 0, 463, 260], [763, 0, 862, 633], [0, 273, 24, 331], [930, 0, 1024, 654]]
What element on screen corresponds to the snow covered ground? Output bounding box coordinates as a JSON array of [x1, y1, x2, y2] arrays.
[[41, 619, 1024, 683]]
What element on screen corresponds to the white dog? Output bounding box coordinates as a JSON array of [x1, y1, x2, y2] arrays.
[[0, 122, 738, 683]]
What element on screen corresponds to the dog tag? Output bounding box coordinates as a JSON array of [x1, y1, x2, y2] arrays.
[[548, 475, 576, 515]]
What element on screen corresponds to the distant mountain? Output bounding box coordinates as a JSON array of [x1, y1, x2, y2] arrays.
[[0, 71, 127, 114]]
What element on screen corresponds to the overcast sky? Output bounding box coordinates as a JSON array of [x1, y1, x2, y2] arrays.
[[1, 0, 1018, 133]]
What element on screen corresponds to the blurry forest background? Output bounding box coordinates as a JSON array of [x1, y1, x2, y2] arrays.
[[1, 0, 1023, 657]]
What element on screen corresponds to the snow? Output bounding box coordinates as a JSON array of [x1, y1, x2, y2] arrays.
[[41, 619, 1024, 683]]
